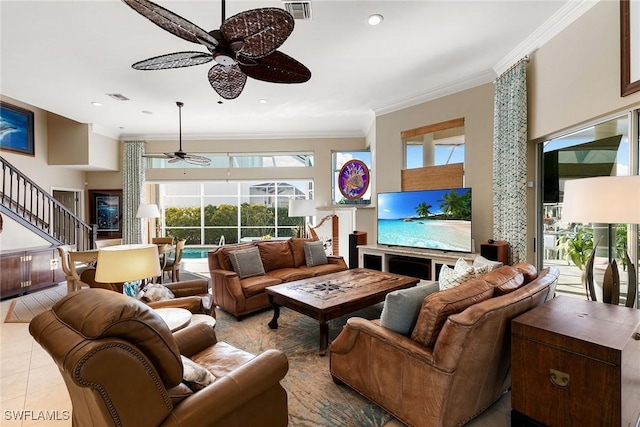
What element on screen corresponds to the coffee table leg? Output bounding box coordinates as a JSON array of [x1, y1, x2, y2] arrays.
[[268, 304, 280, 329], [319, 321, 329, 356]]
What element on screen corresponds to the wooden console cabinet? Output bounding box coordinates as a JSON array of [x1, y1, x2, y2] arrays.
[[0, 246, 64, 299], [511, 296, 640, 427], [357, 244, 475, 281]]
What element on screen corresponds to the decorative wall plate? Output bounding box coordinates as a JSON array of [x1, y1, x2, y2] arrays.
[[338, 159, 370, 200]]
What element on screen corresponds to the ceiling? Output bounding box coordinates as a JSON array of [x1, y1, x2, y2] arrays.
[[1, 0, 585, 141]]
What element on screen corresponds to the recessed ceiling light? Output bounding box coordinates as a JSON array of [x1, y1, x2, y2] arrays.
[[142, 110, 153, 114], [259, 99, 268, 104], [91, 102, 102, 107], [368, 14, 383, 26]]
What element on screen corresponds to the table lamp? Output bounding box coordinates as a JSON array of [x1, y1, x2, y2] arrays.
[[136, 203, 160, 243], [288, 199, 316, 237], [562, 175, 639, 307], [95, 244, 162, 296]]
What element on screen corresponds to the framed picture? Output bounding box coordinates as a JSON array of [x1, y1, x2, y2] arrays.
[[338, 159, 371, 200], [89, 190, 123, 238], [621, 0, 640, 96], [0, 102, 35, 156]]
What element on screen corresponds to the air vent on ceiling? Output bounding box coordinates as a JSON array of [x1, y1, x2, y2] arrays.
[[282, 1, 312, 20], [106, 93, 130, 101]]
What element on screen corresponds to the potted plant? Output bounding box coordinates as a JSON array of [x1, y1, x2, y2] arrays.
[[557, 226, 594, 284]]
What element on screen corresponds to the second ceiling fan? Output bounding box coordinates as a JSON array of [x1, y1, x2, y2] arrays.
[[122, 0, 311, 99]]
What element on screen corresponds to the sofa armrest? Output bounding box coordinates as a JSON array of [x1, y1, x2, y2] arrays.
[[147, 297, 205, 314], [330, 317, 436, 365], [165, 349, 288, 426], [327, 255, 347, 269], [164, 279, 209, 297], [210, 269, 244, 298], [172, 322, 218, 356]]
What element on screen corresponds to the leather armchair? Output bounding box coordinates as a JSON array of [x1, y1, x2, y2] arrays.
[[330, 264, 559, 427], [29, 289, 289, 427]]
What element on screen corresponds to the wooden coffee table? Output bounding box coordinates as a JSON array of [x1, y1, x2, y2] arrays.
[[266, 268, 419, 356]]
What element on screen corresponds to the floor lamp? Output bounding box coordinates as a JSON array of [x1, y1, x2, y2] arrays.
[[562, 176, 640, 307], [288, 199, 316, 238], [136, 203, 160, 244]]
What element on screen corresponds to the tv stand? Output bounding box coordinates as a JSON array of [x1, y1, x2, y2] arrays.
[[358, 244, 476, 281]]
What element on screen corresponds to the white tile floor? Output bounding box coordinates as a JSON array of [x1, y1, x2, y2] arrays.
[[0, 277, 510, 427]]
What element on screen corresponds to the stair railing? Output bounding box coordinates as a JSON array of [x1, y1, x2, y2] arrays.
[[0, 156, 96, 250]]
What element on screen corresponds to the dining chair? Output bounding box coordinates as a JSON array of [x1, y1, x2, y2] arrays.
[[152, 236, 175, 245], [163, 239, 186, 282]]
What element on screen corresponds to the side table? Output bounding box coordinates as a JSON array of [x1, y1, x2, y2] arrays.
[[155, 307, 192, 332], [511, 296, 640, 427]]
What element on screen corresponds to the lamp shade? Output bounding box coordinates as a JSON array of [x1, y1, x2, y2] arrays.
[[95, 244, 161, 283], [562, 176, 640, 224], [136, 203, 160, 218], [288, 199, 316, 217]]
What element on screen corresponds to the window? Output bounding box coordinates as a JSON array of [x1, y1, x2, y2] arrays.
[[402, 118, 465, 169], [146, 152, 313, 169], [159, 181, 313, 244], [332, 151, 372, 205]]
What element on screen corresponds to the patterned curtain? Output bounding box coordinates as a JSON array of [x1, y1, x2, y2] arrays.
[[493, 59, 528, 264], [122, 141, 145, 244]]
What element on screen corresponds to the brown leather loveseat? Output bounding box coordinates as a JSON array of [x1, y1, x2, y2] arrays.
[[330, 263, 559, 427], [29, 288, 289, 427], [208, 238, 348, 319]]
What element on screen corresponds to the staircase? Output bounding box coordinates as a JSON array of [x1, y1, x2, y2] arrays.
[[0, 156, 96, 250]]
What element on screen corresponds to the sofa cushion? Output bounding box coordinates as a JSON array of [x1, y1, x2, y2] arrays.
[[266, 268, 314, 282], [228, 247, 265, 279], [512, 262, 537, 284], [411, 279, 494, 347], [216, 243, 255, 271], [303, 263, 348, 277], [304, 240, 328, 267], [289, 238, 315, 267], [257, 240, 295, 271], [380, 282, 439, 336], [482, 266, 525, 296], [241, 275, 282, 298]]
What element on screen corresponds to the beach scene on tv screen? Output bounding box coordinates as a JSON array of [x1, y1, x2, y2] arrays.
[[378, 188, 472, 252]]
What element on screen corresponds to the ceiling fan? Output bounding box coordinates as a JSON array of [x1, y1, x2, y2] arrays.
[[122, 0, 311, 100], [142, 102, 211, 166]]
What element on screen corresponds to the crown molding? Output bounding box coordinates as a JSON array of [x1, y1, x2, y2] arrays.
[[119, 129, 367, 142], [493, 0, 599, 75], [373, 69, 497, 117]]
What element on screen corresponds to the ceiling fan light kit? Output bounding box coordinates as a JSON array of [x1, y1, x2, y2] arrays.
[[122, 0, 311, 100]]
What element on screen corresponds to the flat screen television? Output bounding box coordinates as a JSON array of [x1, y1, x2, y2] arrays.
[[377, 187, 472, 253]]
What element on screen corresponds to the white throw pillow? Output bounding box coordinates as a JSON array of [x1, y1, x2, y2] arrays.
[[438, 258, 490, 290], [473, 255, 503, 271]]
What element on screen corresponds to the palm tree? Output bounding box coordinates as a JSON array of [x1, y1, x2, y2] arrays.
[[437, 190, 471, 219], [415, 202, 432, 219]]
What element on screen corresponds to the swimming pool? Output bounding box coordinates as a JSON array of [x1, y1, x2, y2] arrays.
[[182, 247, 216, 259]]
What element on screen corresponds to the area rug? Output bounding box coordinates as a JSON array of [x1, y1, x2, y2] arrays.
[[213, 304, 392, 427], [3, 270, 208, 323], [4, 283, 67, 323]]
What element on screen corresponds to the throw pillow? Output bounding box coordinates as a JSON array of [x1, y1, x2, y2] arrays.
[[140, 283, 175, 302], [438, 261, 475, 290], [228, 247, 265, 279], [411, 279, 494, 347], [181, 355, 216, 392], [380, 282, 440, 336], [473, 255, 503, 271], [304, 240, 328, 267]]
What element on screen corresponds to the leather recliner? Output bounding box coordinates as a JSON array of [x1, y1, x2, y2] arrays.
[[29, 288, 289, 427]]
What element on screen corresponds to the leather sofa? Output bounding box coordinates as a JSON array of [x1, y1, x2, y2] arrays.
[[208, 238, 348, 319], [29, 288, 289, 427], [330, 263, 559, 427]]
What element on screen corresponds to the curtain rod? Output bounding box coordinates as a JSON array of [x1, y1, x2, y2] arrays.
[[495, 55, 530, 81]]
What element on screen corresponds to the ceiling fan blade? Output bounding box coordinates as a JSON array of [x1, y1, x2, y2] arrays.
[[221, 8, 294, 58], [132, 51, 213, 70], [168, 157, 183, 164], [184, 154, 212, 166], [239, 51, 311, 83], [208, 64, 247, 99], [142, 153, 172, 158], [121, 0, 219, 50]]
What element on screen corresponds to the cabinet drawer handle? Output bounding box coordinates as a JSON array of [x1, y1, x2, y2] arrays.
[[549, 369, 570, 388]]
